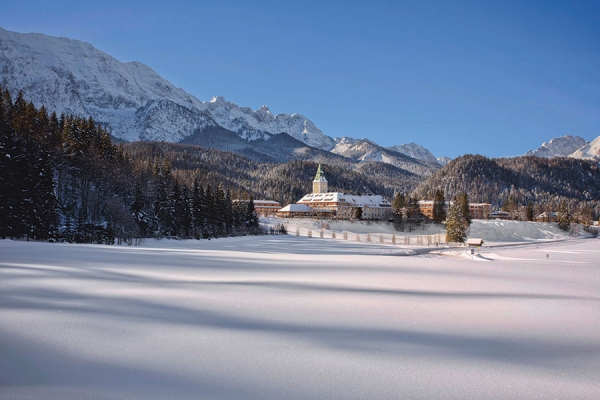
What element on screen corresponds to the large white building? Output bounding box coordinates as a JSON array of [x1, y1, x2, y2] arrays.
[[287, 164, 393, 220]]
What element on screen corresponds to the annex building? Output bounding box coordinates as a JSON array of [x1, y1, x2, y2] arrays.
[[253, 200, 281, 216], [280, 164, 393, 220], [418, 201, 491, 220]]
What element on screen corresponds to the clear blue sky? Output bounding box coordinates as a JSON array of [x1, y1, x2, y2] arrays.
[[1, 0, 599, 158]]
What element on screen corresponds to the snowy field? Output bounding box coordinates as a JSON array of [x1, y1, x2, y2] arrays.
[[1, 233, 600, 399], [268, 217, 588, 246]]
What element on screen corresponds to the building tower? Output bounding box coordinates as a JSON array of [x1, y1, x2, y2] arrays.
[[312, 163, 328, 194]]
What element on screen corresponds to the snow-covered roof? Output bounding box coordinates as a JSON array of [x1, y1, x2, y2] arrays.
[[298, 192, 391, 208], [417, 200, 453, 206], [254, 200, 280, 205], [278, 204, 315, 213], [467, 238, 484, 246]]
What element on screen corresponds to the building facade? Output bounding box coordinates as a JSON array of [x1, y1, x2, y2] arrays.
[[281, 164, 393, 220], [418, 200, 491, 220], [254, 200, 281, 216], [469, 203, 491, 219]]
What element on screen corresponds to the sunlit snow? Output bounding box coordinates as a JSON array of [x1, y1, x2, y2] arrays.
[[1, 224, 599, 399]]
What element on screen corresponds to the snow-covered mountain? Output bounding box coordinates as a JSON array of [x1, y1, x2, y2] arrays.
[[331, 137, 439, 176], [200, 96, 334, 150], [436, 156, 452, 166], [569, 135, 600, 161], [0, 27, 333, 150], [524, 135, 588, 158], [387, 143, 441, 164], [0, 27, 447, 171]]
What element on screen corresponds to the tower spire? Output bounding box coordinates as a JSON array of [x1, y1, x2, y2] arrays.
[[312, 164, 328, 194], [314, 163, 323, 180]]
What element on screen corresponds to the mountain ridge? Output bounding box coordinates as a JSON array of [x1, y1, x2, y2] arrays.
[[0, 27, 445, 169], [524, 135, 588, 159], [3, 27, 596, 168]]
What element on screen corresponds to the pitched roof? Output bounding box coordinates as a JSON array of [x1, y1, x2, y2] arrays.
[[313, 163, 327, 182], [297, 192, 391, 208], [278, 204, 315, 213]]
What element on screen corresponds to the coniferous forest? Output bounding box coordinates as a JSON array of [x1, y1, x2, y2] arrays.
[[413, 154, 600, 222], [0, 88, 262, 243]]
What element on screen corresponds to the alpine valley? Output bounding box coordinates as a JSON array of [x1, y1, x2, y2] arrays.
[[1, 27, 600, 223]]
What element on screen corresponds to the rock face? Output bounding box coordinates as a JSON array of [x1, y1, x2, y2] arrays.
[[524, 135, 589, 158], [0, 27, 333, 149]]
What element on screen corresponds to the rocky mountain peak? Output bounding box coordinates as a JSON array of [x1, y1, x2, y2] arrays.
[[524, 135, 588, 158]]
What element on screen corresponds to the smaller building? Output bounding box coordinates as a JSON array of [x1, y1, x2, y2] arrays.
[[418, 201, 491, 220], [469, 203, 491, 219], [254, 200, 281, 216], [535, 212, 558, 222], [489, 210, 511, 220], [417, 200, 452, 219], [466, 238, 484, 247]]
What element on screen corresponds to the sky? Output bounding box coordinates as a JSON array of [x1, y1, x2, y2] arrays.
[[0, 0, 599, 158]]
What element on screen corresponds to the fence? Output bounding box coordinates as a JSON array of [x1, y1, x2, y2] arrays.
[[286, 223, 445, 246]]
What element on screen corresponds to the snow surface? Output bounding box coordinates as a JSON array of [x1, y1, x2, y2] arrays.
[[269, 217, 586, 246], [1, 230, 599, 399]]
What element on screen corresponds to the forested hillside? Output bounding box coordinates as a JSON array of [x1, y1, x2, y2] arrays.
[[413, 154, 600, 219], [122, 142, 421, 206], [0, 88, 263, 242], [0, 87, 421, 243]]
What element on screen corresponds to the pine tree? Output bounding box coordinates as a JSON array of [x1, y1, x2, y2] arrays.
[[407, 197, 420, 219], [432, 189, 446, 223], [191, 178, 206, 239], [446, 202, 466, 243], [457, 192, 471, 225], [0, 93, 13, 238], [224, 189, 234, 235], [245, 196, 259, 234], [153, 168, 171, 237], [214, 184, 226, 236], [131, 183, 148, 234], [175, 185, 192, 238], [557, 201, 571, 232], [392, 192, 406, 218], [30, 145, 59, 240], [204, 184, 215, 238], [525, 202, 534, 222]]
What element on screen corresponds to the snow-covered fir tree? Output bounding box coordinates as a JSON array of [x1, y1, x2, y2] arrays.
[[557, 201, 571, 232], [446, 202, 466, 243], [456, 192, 471, 225]]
